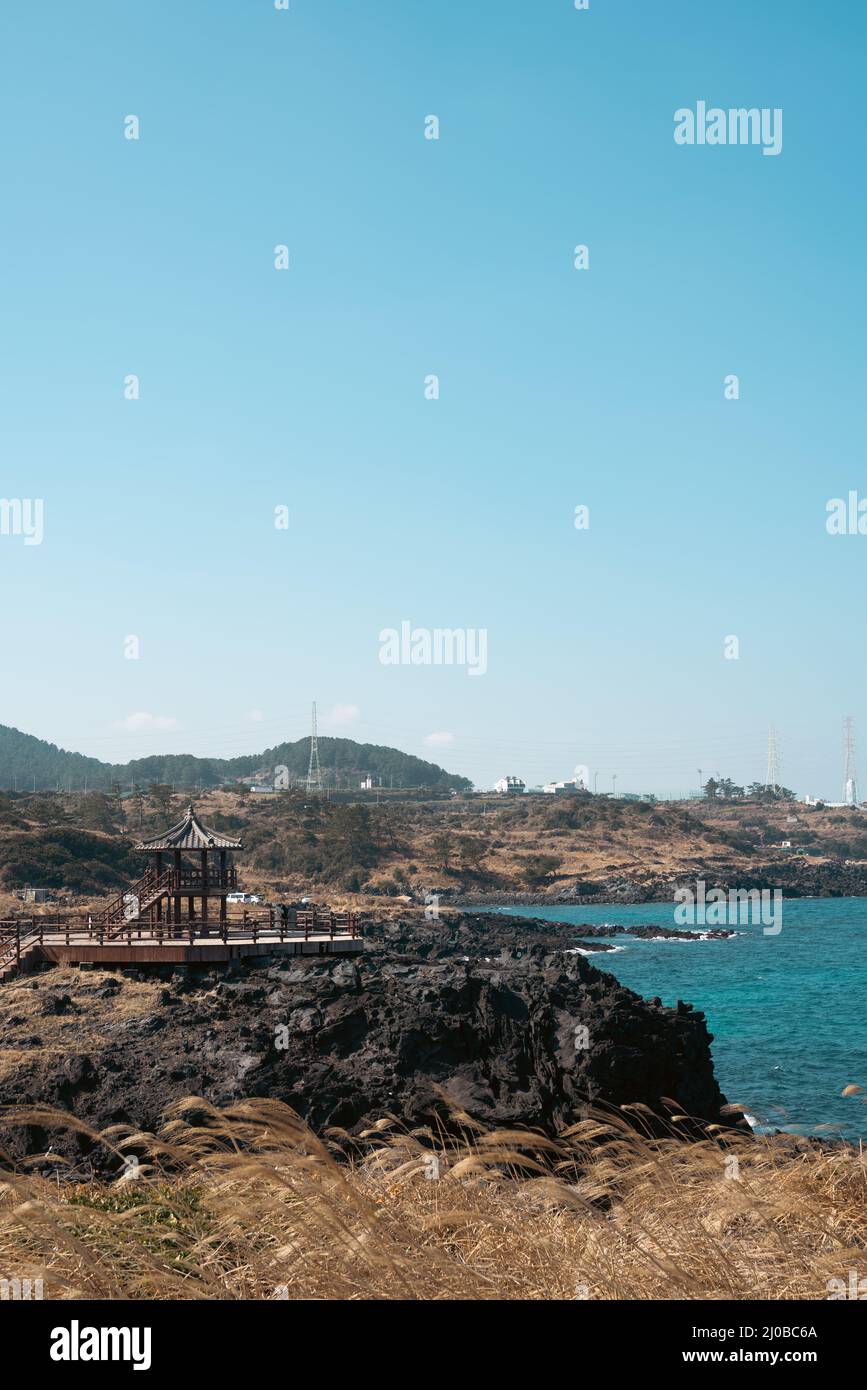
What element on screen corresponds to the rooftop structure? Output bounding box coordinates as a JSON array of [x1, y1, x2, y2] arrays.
[[135, 802, 243, 853], [495, 776, 525, 794]]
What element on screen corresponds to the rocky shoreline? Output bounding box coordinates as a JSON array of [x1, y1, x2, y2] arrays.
[[447, 861, 867, 906], [367, 914, 737, 952], [0, 912, 737, 1173]]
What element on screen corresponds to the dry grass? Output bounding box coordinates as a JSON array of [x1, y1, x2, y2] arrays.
[[0, 1098, 864, 1301]]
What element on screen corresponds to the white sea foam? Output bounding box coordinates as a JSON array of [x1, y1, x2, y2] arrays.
[[634, 932, 740, 943], [567, 945, 626, 957]]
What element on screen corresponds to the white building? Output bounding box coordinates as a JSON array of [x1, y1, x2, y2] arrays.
[[804, 795, 864, 809], [543, 780, 578, 795], [495, 776, 525, 795]]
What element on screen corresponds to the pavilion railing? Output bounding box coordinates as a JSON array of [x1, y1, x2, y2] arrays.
[[164, 868, 239, 892]]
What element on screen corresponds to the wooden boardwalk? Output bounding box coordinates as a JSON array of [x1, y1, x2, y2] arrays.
[[0, 909, 363, 981]]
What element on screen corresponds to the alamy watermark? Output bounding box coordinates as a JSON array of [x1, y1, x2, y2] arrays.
[[0, 498, 43, 545], [50, 1323, 151, 1371], [674, 103, 783, 157], [379, 621, 487, 676], [674, 880, 782, 935], [1, 1276, 43, 1300], [826, 492, 867, 535], [827, 1270, 867, 1299]]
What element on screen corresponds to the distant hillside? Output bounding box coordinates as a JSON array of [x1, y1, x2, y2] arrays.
[[0, 725, 472, 793]]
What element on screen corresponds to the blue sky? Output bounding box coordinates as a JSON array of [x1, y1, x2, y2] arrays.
[[0, 1, 864, 796]]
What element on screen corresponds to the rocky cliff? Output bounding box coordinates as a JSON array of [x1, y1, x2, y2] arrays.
[[0, 913, 729, 1171]]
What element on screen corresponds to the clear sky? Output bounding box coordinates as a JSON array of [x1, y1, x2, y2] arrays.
[[0, 1, 864, 797]]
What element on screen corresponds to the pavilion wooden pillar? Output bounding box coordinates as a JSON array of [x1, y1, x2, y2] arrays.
[[219, 850, 227, 923], [201, 848, 209, 934], [174, 850, 182, 930], [155, 852, 163, 923]]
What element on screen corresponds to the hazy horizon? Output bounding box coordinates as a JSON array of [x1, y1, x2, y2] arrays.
[[0, 710, 839, 802]]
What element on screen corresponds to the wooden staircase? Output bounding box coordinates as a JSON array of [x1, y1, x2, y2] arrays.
[[0, 921, 43, 982], [94, 869, 174, 937]]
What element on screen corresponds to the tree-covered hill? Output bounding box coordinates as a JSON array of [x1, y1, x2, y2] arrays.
[[0, 725, 471, 793]]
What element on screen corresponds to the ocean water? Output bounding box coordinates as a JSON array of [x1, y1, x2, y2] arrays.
[[487, 898, 867, 1142]]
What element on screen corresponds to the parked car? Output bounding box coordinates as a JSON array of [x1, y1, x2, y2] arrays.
[[226, 892, 262, 904]]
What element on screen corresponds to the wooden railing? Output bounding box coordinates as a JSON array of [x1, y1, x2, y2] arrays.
[[0, 908, 362, 960], [0, 919, 44, 973], [170, 868, 239, 891], [93, 868, 241, 930], [94, 868, 167, 928]]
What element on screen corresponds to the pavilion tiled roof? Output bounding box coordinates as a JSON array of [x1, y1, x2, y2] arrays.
[[134, 803, 243, 852]]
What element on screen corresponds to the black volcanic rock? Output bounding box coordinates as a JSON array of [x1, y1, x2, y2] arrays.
[[0, 914, 729, 1170], [454, 857, 867, 903], [364, 913, 734, 954]]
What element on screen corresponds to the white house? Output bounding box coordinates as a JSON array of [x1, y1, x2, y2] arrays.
[[495, 776, 526, 795]]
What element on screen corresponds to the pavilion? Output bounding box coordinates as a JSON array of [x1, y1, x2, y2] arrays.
[[133, 802, 243, 930]]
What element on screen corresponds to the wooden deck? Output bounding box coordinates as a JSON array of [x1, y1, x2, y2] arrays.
[[0, 910, 363, 980]]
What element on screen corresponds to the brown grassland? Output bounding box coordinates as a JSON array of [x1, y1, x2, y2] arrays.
[[1, 1097, 865, 1301], [2, 787, 867, 909]]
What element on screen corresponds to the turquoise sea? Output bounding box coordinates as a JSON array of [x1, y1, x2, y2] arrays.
[[488, 898, 867, 1142]]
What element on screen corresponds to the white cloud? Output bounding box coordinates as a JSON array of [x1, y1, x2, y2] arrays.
[[424, 731, 455, 747], [321, 704, 361, 729], [113, 712, 182, 733], [246, 709, 265, 723]]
